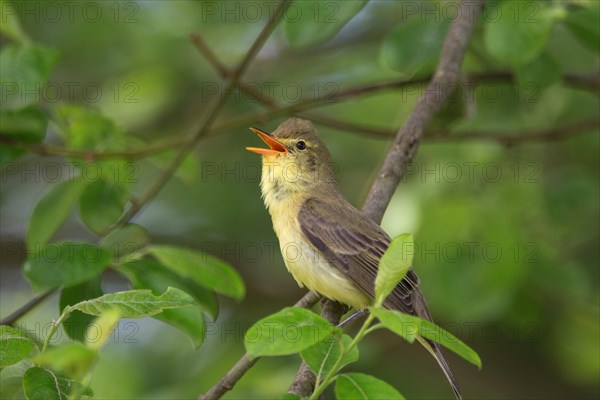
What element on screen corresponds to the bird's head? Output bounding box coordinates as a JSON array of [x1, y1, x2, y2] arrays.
[[246, 118, 336, 201]]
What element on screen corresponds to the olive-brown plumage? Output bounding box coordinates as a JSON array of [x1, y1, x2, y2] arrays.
[[247, 118, 461, 399]]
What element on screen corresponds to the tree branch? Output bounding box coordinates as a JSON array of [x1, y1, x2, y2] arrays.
[[0, 290, 54, 326], [287, 301, 348, 398], [198, 291, 320, 400], [111, 0, 293, 232], [426, 118, 600, 145], [288, 0, 483, 395], [362, 0, 483, 222]]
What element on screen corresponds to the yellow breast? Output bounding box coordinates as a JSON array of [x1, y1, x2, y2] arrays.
[[265, 191, 371, 310]]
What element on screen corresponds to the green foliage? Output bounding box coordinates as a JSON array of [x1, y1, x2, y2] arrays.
[[99, 224, 149, 260], [283, 0, 367, 48], [0, 0, 29, 44], [22, 367, 91, 400], [374, 233, 414, 307], [0, 106, 47, 164], [0, 44, 58, 110], [122, 259, 219, 319], [300, 332, 359, 379], [244, 307, 335, 359], [123, 259, 213, 348], [335, 373, 405, 400], [34, 343, 96, 381], [24, 242, 113, 291], [2, 0, 597, 398], [515, 52, 562, 90], [59, 277, 104, 342], [70, 287, 195, 318], [484, 1, 556, 66], [147, 245, 245, 300], [26, 178, 87, 249], [563, 4, 600, 52], [0, 326, 36, 367], [369, 308, 482, 369], [78, 179, 129, 234], [382, 15, 449, 75]]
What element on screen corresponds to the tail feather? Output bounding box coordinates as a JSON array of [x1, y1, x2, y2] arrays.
[[416, 336, 462, 400], [385, 282, 462, 400]]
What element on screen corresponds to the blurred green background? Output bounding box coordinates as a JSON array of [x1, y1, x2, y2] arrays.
[[1, 0, 598, 399]]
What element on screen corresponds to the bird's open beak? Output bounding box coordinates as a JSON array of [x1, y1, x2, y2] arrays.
[[246, 127, 288, 156]]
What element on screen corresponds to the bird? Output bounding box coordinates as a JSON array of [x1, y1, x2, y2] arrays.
[[246, 117, 461, 399]]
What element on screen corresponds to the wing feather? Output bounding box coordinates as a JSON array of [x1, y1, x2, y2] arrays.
[[298, 197, 419, 314]]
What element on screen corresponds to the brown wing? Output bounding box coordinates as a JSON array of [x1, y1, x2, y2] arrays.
[[298, 196, 420, 315]]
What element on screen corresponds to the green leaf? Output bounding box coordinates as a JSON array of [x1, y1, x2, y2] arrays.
[[100, 223, 149, 260], [370, 308, 482, 368], [381, 17, 450, 75], [70, 287, 196, 318], [515, 52, 562, 90], [59, 277, 104, 342], [22, 367, 91, 400], [78, 179, 129, 235], [369, 308, 419, 343], [0, 359, 33, 400], [123, 259, 209, 348], [155, 307, 206, 349], [23, 242, 113, 291], [85, 310, 120, 351], [0, 326, 35, 367], [0, 106, 47, 165], [283, 0, 367, 48], [280, 394, 301, 400], [484, 2, 555, 66], [0, 106, 47, 141], [374, 233, 414, 307], [0, 44, 58, 110], [122, 259, 219, 320], [564, 5, 600, 52], [335, 373, 405, 400], [0, 0, 30, 44], [301, 333, 358, 379], [34, 343, 96, 380], [26, 178, 87, 250], [56, 105, 133, 185], [244, 307, 335, 359], [147, 245, 245, 300]]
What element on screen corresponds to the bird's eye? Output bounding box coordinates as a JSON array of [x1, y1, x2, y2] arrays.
[[296, 141, 307, 151]]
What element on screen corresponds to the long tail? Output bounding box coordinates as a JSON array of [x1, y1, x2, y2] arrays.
[[385, 279, 462, 400], [412, 286, 462, 400], [416, 336, 462, 400]]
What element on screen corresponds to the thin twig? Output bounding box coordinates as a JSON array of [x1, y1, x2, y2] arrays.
[[287, 0, 484, 395], [198, 291, 320, 400], [0, 290, 54, 325], [426, 118, 600, 145], [111, 0, 293, 232], [2, 71, 596, 162]]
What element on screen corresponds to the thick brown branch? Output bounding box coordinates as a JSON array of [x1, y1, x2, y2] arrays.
[[287, 301, 348, 398], [288, 0, 483, 396], [362, 0, 483, 223], [198, 291, 320, 400]]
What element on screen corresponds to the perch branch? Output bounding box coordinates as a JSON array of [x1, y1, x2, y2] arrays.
[[288, 0, 484, 396], [198, 291, 320, 400]]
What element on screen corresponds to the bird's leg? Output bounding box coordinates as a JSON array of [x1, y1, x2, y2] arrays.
[[337, 310, 369, 328]]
